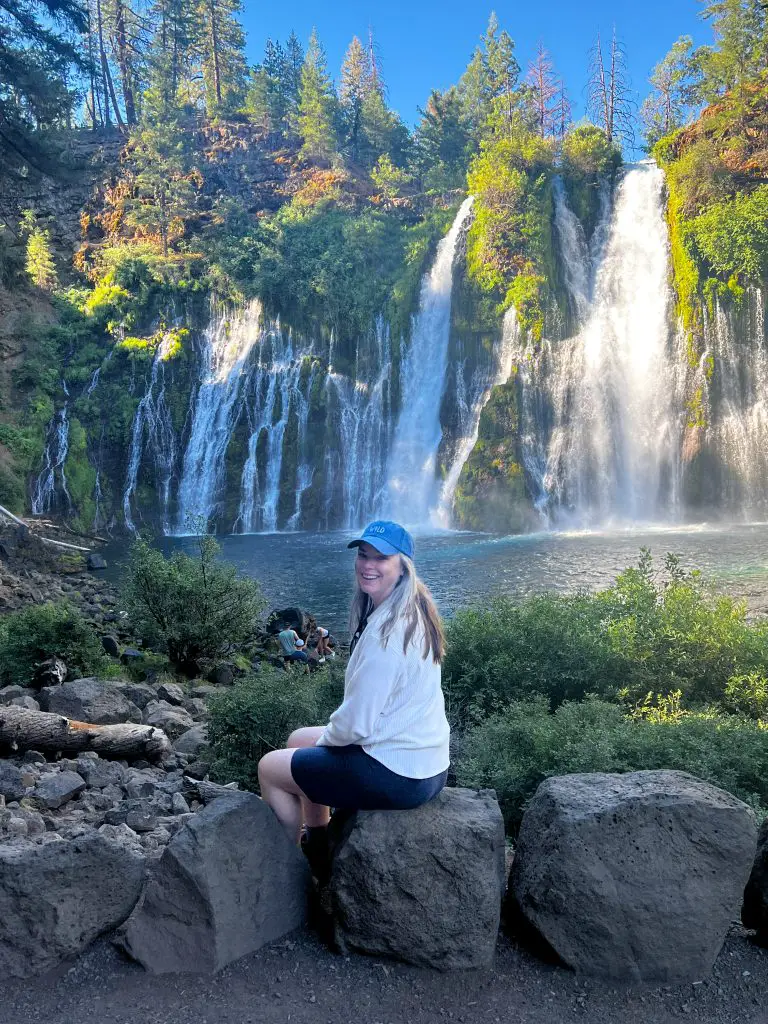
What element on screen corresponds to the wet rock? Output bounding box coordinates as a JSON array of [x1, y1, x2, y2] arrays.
[[120, 792, 310, 973], [87, 553, 107, 571], [511, 770, 758, 983], [329, 788, 505, 970]]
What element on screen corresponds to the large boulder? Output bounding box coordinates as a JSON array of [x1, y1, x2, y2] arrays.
[[31, 657, 67, 689], [266, 607, 313, 636], [39, 678, 142, 725], [143, 700, 194, 739], [511, 771, 757, 982], [0, 833, 145, 978], [743, 819, 768, 939], [120, 792, 310, 973], [328, 788, 505, 969]]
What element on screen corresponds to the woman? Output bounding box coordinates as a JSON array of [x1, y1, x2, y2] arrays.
[[257, 520, 450, 859]]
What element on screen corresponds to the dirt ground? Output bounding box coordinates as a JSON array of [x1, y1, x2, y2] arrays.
[[4, 925, 768, 1024]]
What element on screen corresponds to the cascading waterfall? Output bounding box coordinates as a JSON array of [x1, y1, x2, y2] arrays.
[[286, 360, 320, 531], [327, 319, 392, 530], [433, 307, 521, 527], [386, 196, 474, 524], [552, 176, 591, 325], [31, 382, 71, 515], [518, 161, 679, 525], [706, 288, 768, 514], [175, 301, 263, 532], [123, 334, 177, 535], [235, 328, 313, 534]]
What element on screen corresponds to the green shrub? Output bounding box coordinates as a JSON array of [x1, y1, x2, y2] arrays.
[[456, 697, 768, 834], [207, 664, 345, 790], [0, 602, 109, 686], [444, 551, 768, 714], [121, 535, 267, 671]]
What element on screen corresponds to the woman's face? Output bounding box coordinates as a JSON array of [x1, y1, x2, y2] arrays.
[[355, 541, 402, 607]]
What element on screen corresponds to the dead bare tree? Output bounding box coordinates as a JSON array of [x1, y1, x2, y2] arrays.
[[587, 29, 635, 149], [526, 42, 560, 138]]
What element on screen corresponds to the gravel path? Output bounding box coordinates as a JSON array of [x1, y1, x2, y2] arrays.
[[4, 926, 767, 1024]]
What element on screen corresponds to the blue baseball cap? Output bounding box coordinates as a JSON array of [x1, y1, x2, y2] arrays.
[[348, 521, 415, 559]]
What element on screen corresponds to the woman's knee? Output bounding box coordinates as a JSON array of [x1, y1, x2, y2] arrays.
[[286, 726, 325, 748]]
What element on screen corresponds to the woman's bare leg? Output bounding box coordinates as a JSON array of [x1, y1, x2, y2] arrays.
[[257, 727, 330, 839], [286, 726, 331, 828]]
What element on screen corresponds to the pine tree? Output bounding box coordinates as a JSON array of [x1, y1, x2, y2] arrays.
[[640, 36, 695, 147], [414, 87, 471, 189], [484, 13, 520, 131], [339, 36, 370, 164], [0, 0, 87, 182], [457, 13, 522, 141], [145, 0, 197, 117], [124, 122, 199, 255], [689, 0, 766, 105], [194, 0, 247, 114], [296, 28, 338, 166], [21, 210, 58, 291]]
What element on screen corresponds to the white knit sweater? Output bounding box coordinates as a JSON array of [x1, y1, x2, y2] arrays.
[[316, 599, 450, 779]]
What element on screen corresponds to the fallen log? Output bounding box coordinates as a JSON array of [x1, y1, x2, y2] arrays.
[[0, 706, 172, 762]]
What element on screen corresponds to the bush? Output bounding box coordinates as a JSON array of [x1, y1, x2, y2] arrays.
[[0, 602, 109, 686], [122, 535, 267, 671], [443, 551, 768, 714], [207, 664, 345, 790], [456, 697, 768, 834]]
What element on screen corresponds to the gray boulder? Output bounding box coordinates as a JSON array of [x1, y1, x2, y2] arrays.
[[143, 701, 194, 739], [742, 819, 768, 938], [0, 686, 27, 706], [329, 788, 505, 969], [0, 763, 26, 802], [33, 770, 86, 810], [39, 678, 142, 725], [0, 833, 145, 978], [75, 755, 126, 790], [156, 682, 185, 706], [511, 770, 758, 982], [11, 695, 40, 711], [87, 552, 108, 570], [101, 635, 120, 658], [173, 724, 209, 757], [121, 683, 157, 710], [121, 792, 310, 973]]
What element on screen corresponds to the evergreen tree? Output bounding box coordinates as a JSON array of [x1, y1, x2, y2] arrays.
[[124, 121, 199, 255], [145, 0, 197, 117], [0, 0, 87, 182], [194, 0, 247, 113], [339, 35, 370, 164], [484, 13, 520, 131], [458, 13, 522, 141], [413, 87, 471, 189], [284, 31, 304, 103], [296, 28, 338, 165], [640, 36, 695, 147], [21, 210, 58, 291], [689, 0, 766, 104]]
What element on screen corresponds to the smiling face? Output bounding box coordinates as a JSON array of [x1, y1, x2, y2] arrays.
[[355, 541, 403, 607]]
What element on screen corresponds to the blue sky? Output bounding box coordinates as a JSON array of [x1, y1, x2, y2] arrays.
[[241, 0, 713, 128]]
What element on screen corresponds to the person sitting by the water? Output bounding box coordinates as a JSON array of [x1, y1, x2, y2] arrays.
[[258, 521, 450, 878], [277, 626, 309, 664]]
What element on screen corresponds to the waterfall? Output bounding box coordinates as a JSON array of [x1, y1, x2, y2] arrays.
[[286, 360, 320, 531], [518, 162, 678, 525], [386, 196, 474, 524], [327, 319, 392, 529], [31, 382, 71, 515], [123, 334, 177, 534], [433, 307, 520, 527], [235, 328, 314, 534], [705, 288, 768, 514], [175, 301, 263, 532], [552, 177, 591, 325]]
